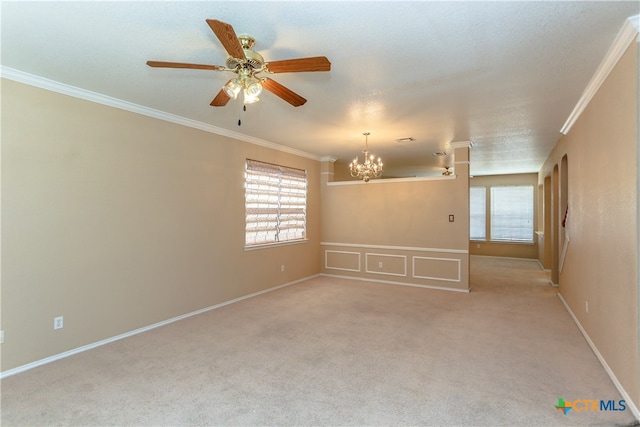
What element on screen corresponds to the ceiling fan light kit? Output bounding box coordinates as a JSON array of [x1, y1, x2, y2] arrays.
[[223, 73, 263, 104], [146, 19, 330, 108], [223, 78, 242, 98]]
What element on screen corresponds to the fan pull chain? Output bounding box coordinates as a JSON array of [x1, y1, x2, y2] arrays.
[[238, 104, 247, 126]]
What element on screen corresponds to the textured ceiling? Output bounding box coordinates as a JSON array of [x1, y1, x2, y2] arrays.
[[1, 1, 638, 177]]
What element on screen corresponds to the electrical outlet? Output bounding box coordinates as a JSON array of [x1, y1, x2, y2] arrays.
[[378, 261, 383, 268], [280, 264, 285, 272], [449, 215, 455, 222], [585, 301, 589, 313], [54, 316, 64, 330]]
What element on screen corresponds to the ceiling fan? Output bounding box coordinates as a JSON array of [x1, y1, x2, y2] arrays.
[[146, 19, 331, 107]]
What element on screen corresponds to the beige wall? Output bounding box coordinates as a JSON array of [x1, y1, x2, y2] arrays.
[[469, 173, 539, 259], [538, 43, 638, 411], [1, 79, 321, 371], [320, 147, 470, 291], [333, 160, 355, 181]]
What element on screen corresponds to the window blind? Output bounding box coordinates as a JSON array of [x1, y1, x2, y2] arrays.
[[245, 159, 307, 246], [470, 186, 487, 240], [490, 185, 534, 242]]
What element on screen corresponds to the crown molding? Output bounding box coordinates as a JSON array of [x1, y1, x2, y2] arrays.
[[631, 14, 640, 40], [560, 15, 639, 135], [320, 156, 337, 163], [0, 66, 322, 161]]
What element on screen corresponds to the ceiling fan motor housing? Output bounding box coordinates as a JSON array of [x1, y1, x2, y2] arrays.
[[224, 34, 264, 72], [226, 48, 264, 72]]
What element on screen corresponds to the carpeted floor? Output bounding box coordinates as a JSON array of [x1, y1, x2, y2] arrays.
[[1, 256, 637, 426]]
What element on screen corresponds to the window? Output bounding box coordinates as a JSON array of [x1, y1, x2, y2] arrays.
[[469, 184, 534, 243], [470, 187, 486, 240], [490, 185, 534, 242], [245, 159, 307, 247]]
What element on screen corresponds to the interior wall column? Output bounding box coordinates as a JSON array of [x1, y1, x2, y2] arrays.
[[551, 164, 560, 285], [320, 157, 336, 185], [451, 140, 472, 291], [451, 142, 471, 181], [543, 175, 552, 270]]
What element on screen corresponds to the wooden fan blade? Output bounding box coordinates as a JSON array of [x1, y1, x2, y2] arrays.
[[211, 89, 231, 107], [262, 78, 307, 107], [147, 61, 226, 71], [266, 56, 331, 73], [206, 19, 245, 59]]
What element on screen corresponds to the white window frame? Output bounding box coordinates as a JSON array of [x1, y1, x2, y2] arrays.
[[489, 185, 534, 243], [245, 159, 307, 248]]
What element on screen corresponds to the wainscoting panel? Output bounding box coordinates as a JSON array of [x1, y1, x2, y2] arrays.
[[321, 242, 469, 291], [413, 256, 461, 282], [325, 250, 361, 272], [365, 253, 407, 277]]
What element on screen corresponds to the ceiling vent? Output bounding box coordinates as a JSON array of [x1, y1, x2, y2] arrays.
[[395, 137, 415, 143], [432, 151, 448, 156]]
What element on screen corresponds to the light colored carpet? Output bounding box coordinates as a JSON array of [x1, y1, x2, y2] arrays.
[[1, 256, 637, 426]]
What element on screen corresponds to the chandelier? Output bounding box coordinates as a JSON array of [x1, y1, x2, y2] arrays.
[[350, 132, 383, 182]]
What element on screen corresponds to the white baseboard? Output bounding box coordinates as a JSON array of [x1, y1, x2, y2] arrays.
[[557, 293, 640, 421], [320, 273, 470, 293], [0, 274, 320, 379], [471, 254, 538, 262]]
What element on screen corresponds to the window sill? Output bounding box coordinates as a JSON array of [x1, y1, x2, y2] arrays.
[[470, 240, 534, 245], [244, 239, 309, 251], [488, 240, 535, 245]]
